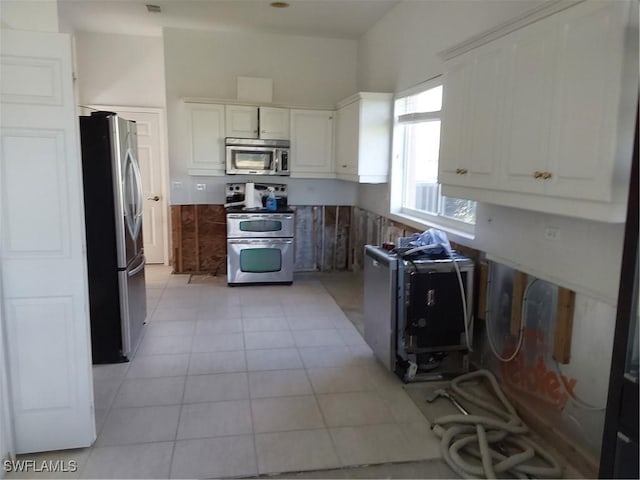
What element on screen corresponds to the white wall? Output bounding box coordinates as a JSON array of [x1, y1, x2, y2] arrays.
[[0, 0, 58, 32], [74, 32, 166, 108], [164, 27, 359, 205], [357, 0, 626, 305]]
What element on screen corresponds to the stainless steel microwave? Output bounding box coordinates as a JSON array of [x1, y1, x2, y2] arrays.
[[225, 138, 290, 176]]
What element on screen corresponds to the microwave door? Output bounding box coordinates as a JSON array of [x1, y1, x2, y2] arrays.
[[228, 147, 276, 174]]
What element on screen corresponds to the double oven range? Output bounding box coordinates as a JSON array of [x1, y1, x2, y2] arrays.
[[226, 183, 294, 285]]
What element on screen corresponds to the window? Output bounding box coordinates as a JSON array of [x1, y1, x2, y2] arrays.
[[391, 79, 476, 229]]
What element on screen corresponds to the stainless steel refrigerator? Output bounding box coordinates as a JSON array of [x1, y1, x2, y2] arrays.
[[79, 111, 147, 364]]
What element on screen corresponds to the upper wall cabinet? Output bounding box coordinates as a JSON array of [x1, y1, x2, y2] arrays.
[[334, 92, 393, 183], [439, 0, 638, 222], [439, 41, 508, 191], [186, 102, 226, 176], [290, 109, 335, 178], [225, 105, 290, 140]]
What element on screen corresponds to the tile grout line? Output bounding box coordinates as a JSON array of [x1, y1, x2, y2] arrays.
[[164, 268, 189, 479], [299, 345, 344, 469], [242, 318, 260, 477]]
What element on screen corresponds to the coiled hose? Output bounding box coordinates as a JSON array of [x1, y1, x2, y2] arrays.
[[430, 369, 564, 479]]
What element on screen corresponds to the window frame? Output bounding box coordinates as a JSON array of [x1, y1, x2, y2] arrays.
[[389, 76, 476, 237]]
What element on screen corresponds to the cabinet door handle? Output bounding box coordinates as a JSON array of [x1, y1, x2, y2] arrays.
[[253, 129, 258, 134], [342, 164, 347, 168], [542, 171, 553, 180], [261, 130, 266, 134], [456, 168, 468, 175], [533, 171, 544, 179]]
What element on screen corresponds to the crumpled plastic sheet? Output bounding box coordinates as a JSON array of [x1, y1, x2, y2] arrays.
[[406, 228, 453, 255]]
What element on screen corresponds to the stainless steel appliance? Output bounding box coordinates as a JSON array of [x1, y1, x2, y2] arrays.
[[225, 182, 288, 210], [226, 183, 294, 285], [225, 138, 290, 175], [79, 111, 147, 364], [364, 245, 473, 381]]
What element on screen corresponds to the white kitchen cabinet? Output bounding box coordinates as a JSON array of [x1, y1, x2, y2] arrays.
[[499, 16, 557, 196], [439, 40, 506, 191], [290, 109, 335, 178], [225, 105, 289, 140], [545, 0, 631, 202], [186, 103, 226, 176], [334, 92, 393, 183], [439, 0, 637, 222], [260, 106, 290, 139]]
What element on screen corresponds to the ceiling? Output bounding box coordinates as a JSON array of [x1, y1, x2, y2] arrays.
[[57, 0, 400, 39]]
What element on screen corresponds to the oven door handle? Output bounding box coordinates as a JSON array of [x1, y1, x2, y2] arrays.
[[228, 239, 293, 245], [227, 214, 293, 220]]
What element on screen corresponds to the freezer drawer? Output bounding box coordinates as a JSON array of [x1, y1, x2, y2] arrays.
[[120, 255, 147, 358]]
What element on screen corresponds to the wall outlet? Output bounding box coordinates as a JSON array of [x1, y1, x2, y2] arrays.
[[196, 183, 206, 191], [544, 226, 560, 241]]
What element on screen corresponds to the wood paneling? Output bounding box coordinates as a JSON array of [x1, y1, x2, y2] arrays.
[[171, 204, 355, 274], [171, 204, 482, 276], [477, 260, 489, 321], [171, 205, 226, 274], [510, 271, 528, 336], [553, 287, 575, 364]]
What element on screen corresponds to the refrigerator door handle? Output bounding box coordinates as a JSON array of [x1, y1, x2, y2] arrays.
[[129, 148, 145, 240], [128, 255, 146, 277]]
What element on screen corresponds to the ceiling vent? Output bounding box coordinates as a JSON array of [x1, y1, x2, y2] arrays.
[[146, 4, 162, 13]]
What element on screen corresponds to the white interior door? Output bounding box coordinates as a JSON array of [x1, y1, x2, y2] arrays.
[[0, 293, 15, 470], [91, 107, 168, 264], [0, 29, 95, 453]]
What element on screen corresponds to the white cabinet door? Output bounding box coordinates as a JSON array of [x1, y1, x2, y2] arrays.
[[225, 105, 258, 138], [1, 29, 95, 453], [439, 54, 472, 186], [335, 93, 392, 183], [335, 100, 359, 176], [464, 43, 507, 189], [260, 107, 290, 140], [290, 109, 335, 177], [440, 45, 505, 190], [546, 0, 629, 201], [187, 103, 226, 176], [500, 19, 557, 195]]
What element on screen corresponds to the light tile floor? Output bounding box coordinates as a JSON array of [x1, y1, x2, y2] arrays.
[[8, 266, 443, 479]]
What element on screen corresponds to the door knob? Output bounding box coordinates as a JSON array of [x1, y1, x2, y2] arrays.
[[147, 195, 160, 201]]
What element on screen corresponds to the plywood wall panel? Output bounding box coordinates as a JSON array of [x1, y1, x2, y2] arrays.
[[171, 204, 355, 274], [196, 205, 227, 275]]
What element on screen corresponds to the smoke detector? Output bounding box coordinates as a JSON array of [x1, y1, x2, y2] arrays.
[[146, 4, 161, 13]]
